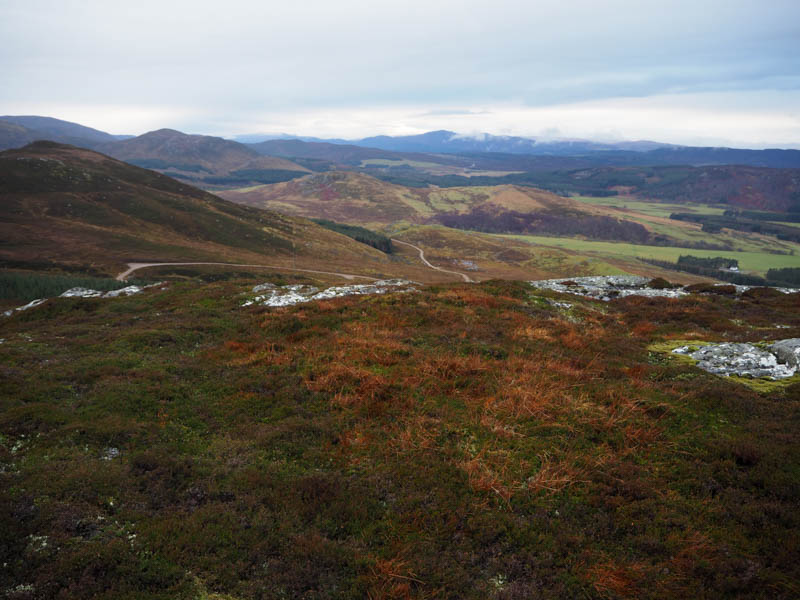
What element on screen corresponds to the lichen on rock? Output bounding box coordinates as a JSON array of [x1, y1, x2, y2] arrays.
[[243, 279, 417, 308], [673, 341, 798, 380]]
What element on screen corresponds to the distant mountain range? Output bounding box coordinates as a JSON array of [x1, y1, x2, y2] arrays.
[[243, 130, 800, 168], [2, 116, 800, 192], [233, 130, 674, 155]]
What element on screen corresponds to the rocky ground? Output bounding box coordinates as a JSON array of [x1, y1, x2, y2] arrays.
[[673, 340, 800, 380]]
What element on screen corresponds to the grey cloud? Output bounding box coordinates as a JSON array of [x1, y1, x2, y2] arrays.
[[1, 0, 799, 141]]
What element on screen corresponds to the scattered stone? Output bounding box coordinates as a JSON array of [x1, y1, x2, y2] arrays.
[[530, 276, 798, 302], [769, 339, 800, 369], [530, 276, 688, 301], [60, 285, 151, 298], [103, 285, 145, 298], [60, 287, 104, 298], [252, 282, 278, 293], [5, 584, 35, 598], [3, 283, 164, 318], [455, 259, 480, 271], [244, 279, 417, 308], [101, 447, 120, 461], [673, 342, 797, 380], [3, 298, 47, 317], [25, 534, 49, 553]]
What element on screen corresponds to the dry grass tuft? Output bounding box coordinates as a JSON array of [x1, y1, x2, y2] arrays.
[[586, 559, 647, 598], [367, 557, 424, 600], [460, 456, 514, 504], [526, 453, 584, 494]]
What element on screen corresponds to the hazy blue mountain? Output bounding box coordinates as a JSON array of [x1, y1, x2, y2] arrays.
[[0, 115, 118, 145], [352, 130, 540, 154]]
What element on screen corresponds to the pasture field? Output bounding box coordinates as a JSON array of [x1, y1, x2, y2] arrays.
[[571, 196, 727, 218], [501, 234, 800, 275]]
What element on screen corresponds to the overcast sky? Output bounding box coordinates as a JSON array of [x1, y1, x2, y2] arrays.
[[2, 0, 799, 147]]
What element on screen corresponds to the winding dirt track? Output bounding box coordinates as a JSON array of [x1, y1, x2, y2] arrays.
[[115, 262, 376, 282], [116, 241, 474, 283], [391, 239, 474, 282]]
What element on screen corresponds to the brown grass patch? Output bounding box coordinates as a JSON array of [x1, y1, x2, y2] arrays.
[[526, 453, 584, 493], [511, 325, 554, 341], [586, 559, 647, 598], [367, 556, 424, 600], [459, 456, 514, 504]]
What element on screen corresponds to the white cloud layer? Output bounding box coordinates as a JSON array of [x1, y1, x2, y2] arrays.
[[2, 0, 799, 146]]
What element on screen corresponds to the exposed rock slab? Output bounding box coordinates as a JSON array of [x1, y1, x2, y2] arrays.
[[530, 275, 798, 302], [60, 285, 147, 298], [243, 279, 417, 308], [2, 298, 47, 317], [3, 284, 163, 317], [673, 342, 797, 380], [530, 276, 687, 301]]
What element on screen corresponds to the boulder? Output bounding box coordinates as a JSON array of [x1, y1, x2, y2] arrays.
[[769, 339, 800, 369]]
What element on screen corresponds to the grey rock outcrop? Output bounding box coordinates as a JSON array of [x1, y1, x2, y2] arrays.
[[243, 279, 417, 308], [673, 342, 798, 380], [530, 275, 798, 302], [530, 276, 687, 301], [769, 339, 800, 369]]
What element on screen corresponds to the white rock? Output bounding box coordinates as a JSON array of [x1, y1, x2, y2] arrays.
[[529, 276, 687, 301], [673, 342, 797, 380], [769, 339, 800, 369], [244, 279, 417, 308], [3, 298, 47, 317], [103, 286, 142, 297], [101, 447, 121, 461], [60, 287, 104, 298]]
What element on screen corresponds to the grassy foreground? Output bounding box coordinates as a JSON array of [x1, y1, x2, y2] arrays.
[[1, 279, 799, 599]]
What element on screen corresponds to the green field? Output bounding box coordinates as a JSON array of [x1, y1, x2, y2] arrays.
[[571, 195, 727, 219], [568, 196, 796, 253], [360, 158, 444, 169], [501, 234, 800, 275]]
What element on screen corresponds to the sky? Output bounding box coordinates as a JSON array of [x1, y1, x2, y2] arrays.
[[2, 0, 800, 148]]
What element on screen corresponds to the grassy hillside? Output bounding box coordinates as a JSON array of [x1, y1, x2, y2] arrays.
[[0, 142, 407, 279], [0, 120, 41, 150], [101, 130, 310, 188], [221, 171, 800, 262], [220, 171, 654, 241], [367, 165, 800, 213], [1, 277, 799, 598]]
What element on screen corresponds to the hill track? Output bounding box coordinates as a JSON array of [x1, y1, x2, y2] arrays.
[[116, 262, 376, 282], [391, 239, 473, 282]]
